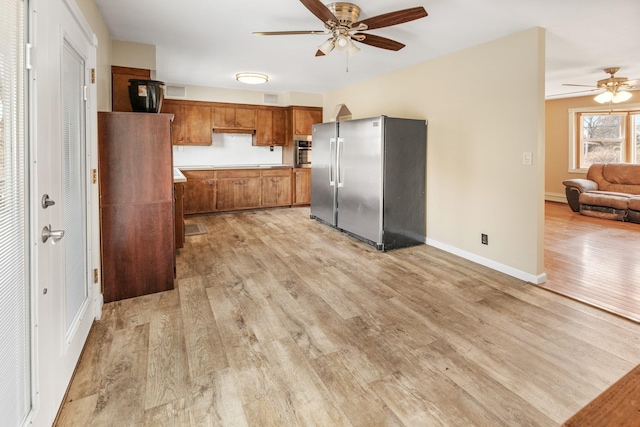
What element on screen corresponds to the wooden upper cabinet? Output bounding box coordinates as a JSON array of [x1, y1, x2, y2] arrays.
[[160, 101, 185, 144], [292, 107, 322, 136], [254, 108, 286, 146], [162, 100, 211, 145], [235, 107, 257, 129], [111, 66, 150, 112], [184, 104, 212, 144], [212, 105, 256, 130]]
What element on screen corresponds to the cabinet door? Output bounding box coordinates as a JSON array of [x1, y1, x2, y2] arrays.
[[262, 175, 292, 207], [217, 177, 261, 211], [293, 168, 311, 205], [211, 106, 236, 128], [235, 107, 256, 129], [254, 109, 273, 146], [161, 102, 185, 144], [293, 109, 322, 135], [272, 109, 287, 146], [184, 105, 212, 145], [184, 179, 216, 214]]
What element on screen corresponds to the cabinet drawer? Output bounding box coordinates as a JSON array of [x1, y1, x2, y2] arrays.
[[216, 169, 261, 179], [261, 168, 292, 178]]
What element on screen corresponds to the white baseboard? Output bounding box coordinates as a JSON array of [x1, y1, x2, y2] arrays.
[[425, 238, 547, 285], [545, 192, 567, 203]]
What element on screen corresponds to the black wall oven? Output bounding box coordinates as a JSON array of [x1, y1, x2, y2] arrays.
[[295, 140, 312, 168]]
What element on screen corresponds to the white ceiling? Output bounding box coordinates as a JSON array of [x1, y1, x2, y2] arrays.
[[95, 0, 640, 99]]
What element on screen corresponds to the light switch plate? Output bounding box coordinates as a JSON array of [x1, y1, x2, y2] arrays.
[[522, 152, 532, 165]]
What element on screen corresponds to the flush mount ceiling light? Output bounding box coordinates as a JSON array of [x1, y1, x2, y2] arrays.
[[235, 72, 269, 84]]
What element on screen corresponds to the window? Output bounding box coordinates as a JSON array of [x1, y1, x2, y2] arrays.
[[570, 107, 640, 171]]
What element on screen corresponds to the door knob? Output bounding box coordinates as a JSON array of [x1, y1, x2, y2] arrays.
[[41, 194, 56, 209], [41, 224, 65, 244]]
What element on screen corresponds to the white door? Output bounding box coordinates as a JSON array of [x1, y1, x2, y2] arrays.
[[30, 0, 99, 424]]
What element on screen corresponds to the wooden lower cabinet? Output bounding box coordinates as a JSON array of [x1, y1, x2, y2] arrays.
[[261, 169, 292, 207], [184, 179, 216, 214], [217, 170, 261, 211], [182, 168, 299, 214], [293, 168, 311, 205]]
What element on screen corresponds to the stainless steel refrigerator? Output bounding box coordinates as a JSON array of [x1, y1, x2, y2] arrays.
[[310, 116, 427, 250]]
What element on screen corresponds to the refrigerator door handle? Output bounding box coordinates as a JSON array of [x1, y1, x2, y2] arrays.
[[337, 137, 344, 188], [329, 137, 336, 187]]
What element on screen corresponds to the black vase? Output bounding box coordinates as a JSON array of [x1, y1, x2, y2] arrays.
[[128, 79, 165, 113]]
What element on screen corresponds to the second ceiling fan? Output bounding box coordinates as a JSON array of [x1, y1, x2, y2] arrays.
[[253, 0, 428, 57]]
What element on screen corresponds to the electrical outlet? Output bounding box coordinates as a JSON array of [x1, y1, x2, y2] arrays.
[[481, 234, 488, 245]]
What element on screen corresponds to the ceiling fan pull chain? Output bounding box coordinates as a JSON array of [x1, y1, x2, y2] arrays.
[[346, 50, 349, 73]]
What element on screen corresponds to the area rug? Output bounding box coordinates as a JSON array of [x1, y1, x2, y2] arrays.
[[184, 222, 207, 236]]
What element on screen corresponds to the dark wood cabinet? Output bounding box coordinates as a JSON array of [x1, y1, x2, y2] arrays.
[[261, 169, 292, 207], [98, 112, 175, 302], [183, 171, 217, 214], [111, 66, 150, 112], [254, 108, 286, 146], [293, 168, 311, 206], [162, 100, 212, 145]]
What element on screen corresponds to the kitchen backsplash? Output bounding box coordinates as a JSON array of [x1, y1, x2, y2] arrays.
[[173, 133, 284, 166]]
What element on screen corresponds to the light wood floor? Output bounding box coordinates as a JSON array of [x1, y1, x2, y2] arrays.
[[543, 201, 640, 322], [56, 206, 640, 426]]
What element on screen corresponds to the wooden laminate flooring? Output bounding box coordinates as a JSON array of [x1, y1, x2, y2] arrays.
[[56, 206, 640, 426], [543, 201, 640, 322]]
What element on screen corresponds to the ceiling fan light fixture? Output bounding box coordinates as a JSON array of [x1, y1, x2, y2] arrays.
[[319, 38, 336, 55], [594, 90, 614, 103], [612, 90, 632, 103], [235, 72, 269, 85], [335, 34, 350, 49], [346, 39, 360, 57]]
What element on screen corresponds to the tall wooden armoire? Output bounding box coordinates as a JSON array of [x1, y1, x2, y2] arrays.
[[98, 112, 175, 302]]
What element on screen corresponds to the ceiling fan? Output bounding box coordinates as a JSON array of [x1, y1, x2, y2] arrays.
[[560, 68, 639, 103], [253, 0, 428, 57]]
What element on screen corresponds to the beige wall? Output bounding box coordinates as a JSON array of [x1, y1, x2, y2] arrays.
[[324, 28, 546, 282], [111, 40, 156, 71], [545, 95, 639, 199], [74, 0, 111, 111]]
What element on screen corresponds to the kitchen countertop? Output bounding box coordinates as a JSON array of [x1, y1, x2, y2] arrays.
[[173, 168, 186, 183], [174, 164, 293, 182], [176, 164, 294, 171]]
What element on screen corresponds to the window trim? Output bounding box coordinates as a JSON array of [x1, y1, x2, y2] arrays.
[[568, 103, 640, 173]]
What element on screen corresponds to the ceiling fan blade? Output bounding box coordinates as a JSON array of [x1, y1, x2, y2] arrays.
[[353, 33, 405, 51], [253, 30, 328, 36], [547, 88, 603, 97], [562, 84, 598, 88], [299, 0, 338, 24], [624, 79, 639, 87], [353, 7, 427, 31], [315, 50, 326, 57]]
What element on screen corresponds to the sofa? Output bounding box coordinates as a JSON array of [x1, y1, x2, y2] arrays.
[[563, 163, 640, 223]]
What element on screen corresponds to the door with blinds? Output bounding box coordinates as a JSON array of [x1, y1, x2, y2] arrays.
[[29, 0, 98, 425]]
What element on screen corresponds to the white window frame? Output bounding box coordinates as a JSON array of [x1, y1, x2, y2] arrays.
[[568, 103, 640, 173]]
